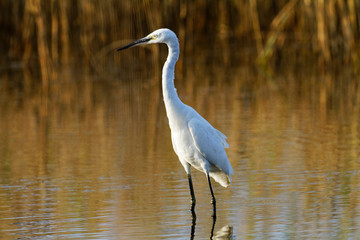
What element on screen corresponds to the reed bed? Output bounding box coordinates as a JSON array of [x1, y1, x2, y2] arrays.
[[0, 0, 359, 81]]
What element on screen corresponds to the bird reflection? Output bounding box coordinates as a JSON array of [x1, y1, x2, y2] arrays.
[[209, 213, 216, 239], [190, 212, 196, 240], [214, 225, 233, 239], [190, 207, 225, 240]]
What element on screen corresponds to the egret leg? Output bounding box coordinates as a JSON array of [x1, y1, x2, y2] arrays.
[[188, 174, 196, 218], [207, 174, 216, 204], [207, 174, 217, 218]]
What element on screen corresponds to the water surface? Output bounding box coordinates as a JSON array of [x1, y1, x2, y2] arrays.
[[0, 59, 359, 239]]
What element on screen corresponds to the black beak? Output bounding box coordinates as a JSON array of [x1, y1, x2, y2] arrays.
[[117, 37, 151, 51]]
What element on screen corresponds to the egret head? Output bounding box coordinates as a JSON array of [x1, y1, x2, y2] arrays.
[[117, 28, 177, 51]]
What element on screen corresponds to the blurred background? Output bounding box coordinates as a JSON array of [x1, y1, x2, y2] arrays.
[[1, 0, 360, 239], [1, 0, 359, 74]]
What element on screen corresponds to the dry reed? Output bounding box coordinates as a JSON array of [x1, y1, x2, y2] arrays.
[[0, 0, 359, 82]]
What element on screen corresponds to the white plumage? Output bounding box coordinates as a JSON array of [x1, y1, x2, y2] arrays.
[[118, 28, 234, 212]]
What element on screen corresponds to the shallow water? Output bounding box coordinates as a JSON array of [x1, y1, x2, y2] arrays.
[[1, 58, 360, 239]]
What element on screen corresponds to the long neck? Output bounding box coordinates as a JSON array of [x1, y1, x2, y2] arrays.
[[162, 40, 181, 107]]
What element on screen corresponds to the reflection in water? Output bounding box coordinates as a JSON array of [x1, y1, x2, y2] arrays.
[[214, 225, 233, 239], [190, 213, 196, 240], [209, 213, 216, 240], [0, 57, 360, 238], [190, 209, 221, 240]]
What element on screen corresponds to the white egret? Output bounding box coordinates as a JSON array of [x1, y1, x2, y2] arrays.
[[117, 29, 233, 214]]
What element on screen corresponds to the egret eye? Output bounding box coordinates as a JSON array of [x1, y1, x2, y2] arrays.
[[151, 34, 158, 40]]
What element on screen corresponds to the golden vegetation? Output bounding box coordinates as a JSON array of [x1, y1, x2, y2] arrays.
[[1, 0, 359, 78]]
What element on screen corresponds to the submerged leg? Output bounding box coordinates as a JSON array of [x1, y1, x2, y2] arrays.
[[210, 211, 216, 239], [188, 173, 196, 218], [207, 173, 217, 218], [190, 210, 197, 240]]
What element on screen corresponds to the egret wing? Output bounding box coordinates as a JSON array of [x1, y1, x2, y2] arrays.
[[215, 129, 229, 148], [188, 118, 230, 172]]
